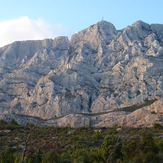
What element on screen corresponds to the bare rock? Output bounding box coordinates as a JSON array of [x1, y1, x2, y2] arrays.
[[1, 20, 163, 127]]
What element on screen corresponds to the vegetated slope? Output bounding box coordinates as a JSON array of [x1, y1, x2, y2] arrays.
[[1, 20, 163, 126]]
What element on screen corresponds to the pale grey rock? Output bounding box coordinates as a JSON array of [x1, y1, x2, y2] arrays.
[[0, 98, 163, 128], [71, 21, 117, 49], [44, 98, 163, 128], [1, 20, 163, 127], [151, 24, 163, 42]]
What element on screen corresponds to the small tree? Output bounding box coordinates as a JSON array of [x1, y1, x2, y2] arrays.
[[101, 135, 122, 162], [10, 118, 18, 125]]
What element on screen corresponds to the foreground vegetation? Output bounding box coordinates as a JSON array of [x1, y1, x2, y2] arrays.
[[1, 119, 163, 163]]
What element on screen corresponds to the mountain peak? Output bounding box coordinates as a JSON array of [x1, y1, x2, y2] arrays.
[[71, 20, 117, 47], [131, 20, 150, 30], [97, 20, 116, 28]]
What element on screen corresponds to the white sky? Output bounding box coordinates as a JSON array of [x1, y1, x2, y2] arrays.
[[0, 16, 74, 47]]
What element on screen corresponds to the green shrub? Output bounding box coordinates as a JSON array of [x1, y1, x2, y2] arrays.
[[92, 132, 103, 139], [0, 147, 15, 163], [101, 134, 122, 162], [39, 134, 44, 138], [10, 118, 18, 125], [41, 149, 60, 163], [7, 142, 17, 147], [0, 119, 8, 125], [26, 122, 35, 128], [14, 155, 21, 163], [154, 137, 163, 152], [70, 135, 80, 143], [122, 132, 159, 162], [153, 122, 162, 129]]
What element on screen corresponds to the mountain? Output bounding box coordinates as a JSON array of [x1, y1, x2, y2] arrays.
[[1, 20, 163, 127]]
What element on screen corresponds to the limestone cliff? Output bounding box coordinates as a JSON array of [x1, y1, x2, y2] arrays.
[[1, 20, 163, 127]]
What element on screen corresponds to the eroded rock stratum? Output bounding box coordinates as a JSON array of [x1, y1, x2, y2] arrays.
[[1, 20, 163, 127]]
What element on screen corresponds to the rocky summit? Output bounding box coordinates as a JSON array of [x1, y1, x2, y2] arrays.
[[1, 20, 163, 127]]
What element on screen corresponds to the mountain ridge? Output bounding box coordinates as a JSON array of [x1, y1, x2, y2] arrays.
[[1, 20, 163, 127]]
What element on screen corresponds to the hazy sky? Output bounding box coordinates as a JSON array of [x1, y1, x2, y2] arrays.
[[0, 0, 162, 47]]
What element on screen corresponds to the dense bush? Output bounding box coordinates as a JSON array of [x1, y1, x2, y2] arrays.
[[122, 132, 159, 163], [0, 148, 15, 163], [1, 124, 163, 163]]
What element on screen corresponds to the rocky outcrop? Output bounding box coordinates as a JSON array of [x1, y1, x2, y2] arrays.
[[1, 20, 163, 127], [43, 98, 163, 128], [1, 98, 163, 128]]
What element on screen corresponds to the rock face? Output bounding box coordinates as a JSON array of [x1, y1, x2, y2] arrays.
[[1, 20, 163, 127], [45, 98, 163, 128]]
